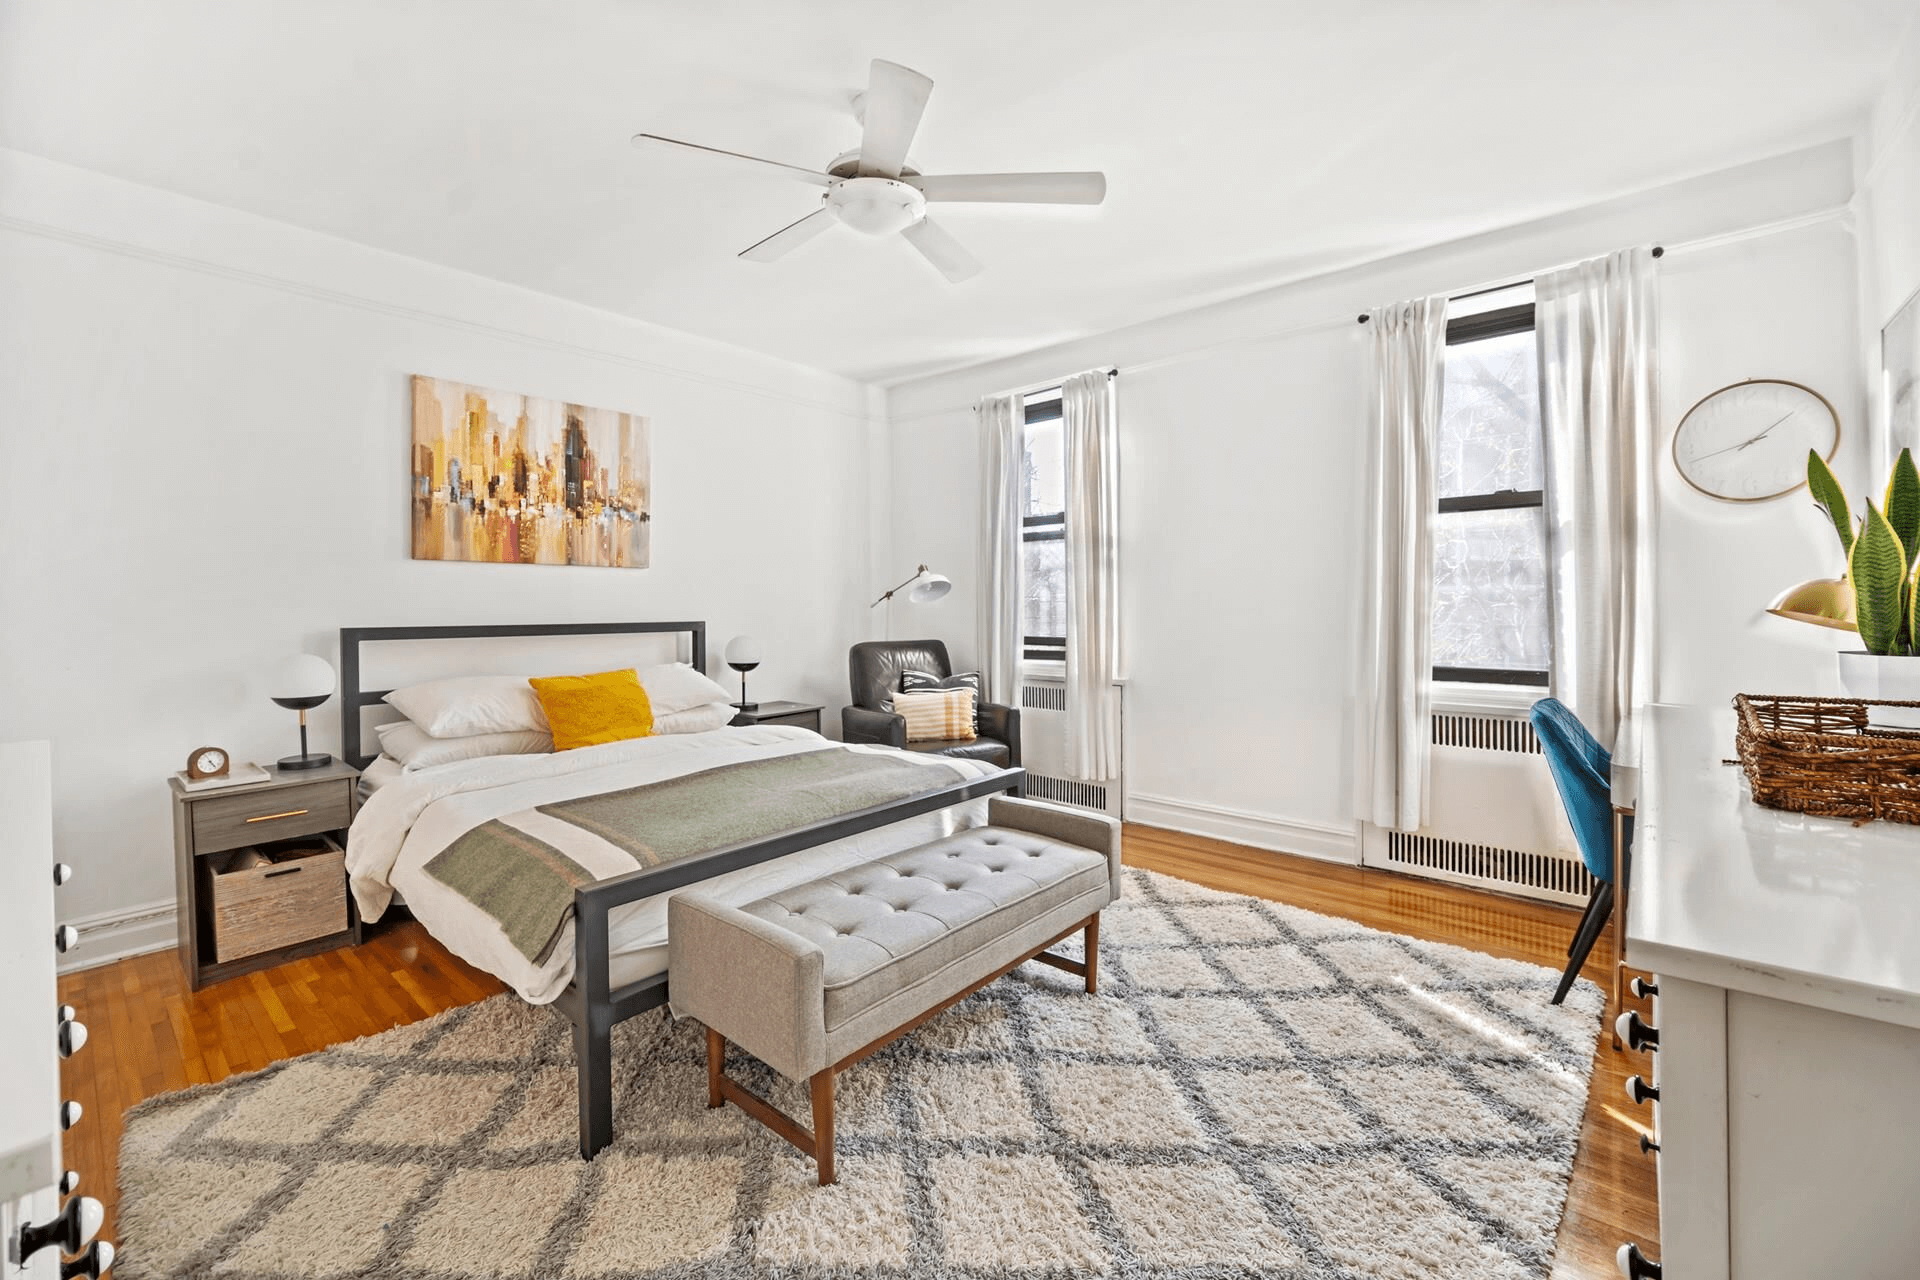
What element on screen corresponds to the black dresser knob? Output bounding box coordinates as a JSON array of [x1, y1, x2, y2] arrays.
[[60, 1170, 81, 1195], [62, 1240, 115, 1278], [1616, 1010, 1658, 1051], [58, 1017, 89, 1059], [1625, 1074, 1659, 1106], [1616, 1241, 1661, 1277], [54, 924, 80, 953], [60, 1100, 83, 1130], [1629, 976, 1658, 999], [53, 862, 74, 886], [1639, 1132, 1660, 1155], [15, 1195, 104, 1259]]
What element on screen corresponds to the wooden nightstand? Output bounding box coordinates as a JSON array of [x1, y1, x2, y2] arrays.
[[730, 701, 824, 733], [171, 760, 362, 990]]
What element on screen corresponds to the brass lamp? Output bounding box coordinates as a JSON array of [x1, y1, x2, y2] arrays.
[[1765, 577, 1858, 632]]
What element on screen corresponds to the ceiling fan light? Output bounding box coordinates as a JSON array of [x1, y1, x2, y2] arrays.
[[828, 177, 925, 236]]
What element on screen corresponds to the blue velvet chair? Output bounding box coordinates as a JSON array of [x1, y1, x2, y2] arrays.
[[1531, 698, 1632, 1005]]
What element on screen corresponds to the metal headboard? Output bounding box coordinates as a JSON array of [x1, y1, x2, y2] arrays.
[[337, 622, 707, 770]]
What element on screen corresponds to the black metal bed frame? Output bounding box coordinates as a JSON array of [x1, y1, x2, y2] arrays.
[[337, 622, 1024, 1158]]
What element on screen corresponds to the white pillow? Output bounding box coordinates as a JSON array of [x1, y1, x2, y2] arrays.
[[636, 662, 737, 716], [384, 675, 549, 738], [651, 701, 738, 735], [375, 719, 552, 769]]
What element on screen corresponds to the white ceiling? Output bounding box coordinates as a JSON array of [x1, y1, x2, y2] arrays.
[[2, 1, 1912, 384]]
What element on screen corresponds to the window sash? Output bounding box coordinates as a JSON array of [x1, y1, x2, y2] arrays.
[[1434, 305, 1549, 686]]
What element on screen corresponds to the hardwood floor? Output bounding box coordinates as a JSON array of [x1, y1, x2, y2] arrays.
[[59, 824, 1656, 1275]]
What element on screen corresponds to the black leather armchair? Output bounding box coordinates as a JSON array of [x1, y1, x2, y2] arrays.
[[842, 639, 1020, 768]]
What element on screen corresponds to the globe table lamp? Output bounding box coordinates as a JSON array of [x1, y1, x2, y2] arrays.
[[725, 635, 762, 712], [273, 654, 336, 771]]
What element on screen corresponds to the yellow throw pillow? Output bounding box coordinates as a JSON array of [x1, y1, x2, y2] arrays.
[[526, 669, 654, 751], [893, 688, 977, 742]]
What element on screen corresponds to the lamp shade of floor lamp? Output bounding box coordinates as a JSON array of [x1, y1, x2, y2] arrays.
[[725, 635, 761, 712], [272, 654, 336, 771]]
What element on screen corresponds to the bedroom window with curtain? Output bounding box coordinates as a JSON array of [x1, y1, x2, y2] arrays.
[[1022, 387, 1067, 663], [1432, 285, 1552, 686]]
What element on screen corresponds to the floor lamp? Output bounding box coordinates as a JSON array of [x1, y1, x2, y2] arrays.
[[870, 564, 951, 638]]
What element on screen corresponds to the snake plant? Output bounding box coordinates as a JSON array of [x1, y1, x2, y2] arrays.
[[1808, 448, 1920, 656]]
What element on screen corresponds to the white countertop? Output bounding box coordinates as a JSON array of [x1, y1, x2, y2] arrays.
[[1627, 703, 1920, 1027]]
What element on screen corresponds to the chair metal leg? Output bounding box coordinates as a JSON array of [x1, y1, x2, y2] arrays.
[[1554, 881, 1613, 1006], [1567, 883, 1610, 958], [574, 1014, 614, 1159]]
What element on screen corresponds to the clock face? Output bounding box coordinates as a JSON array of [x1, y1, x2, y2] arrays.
[[188, 747, 229, 779], [1672, 379, 1839, 502]]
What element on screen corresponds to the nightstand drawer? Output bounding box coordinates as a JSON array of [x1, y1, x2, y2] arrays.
[[206, 840, 348, 962], [191, 779, 351, 855]]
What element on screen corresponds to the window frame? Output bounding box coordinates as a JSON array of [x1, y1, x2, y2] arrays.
[[1433, 300, 1550, 689], [1021, 391, 1067, 663]]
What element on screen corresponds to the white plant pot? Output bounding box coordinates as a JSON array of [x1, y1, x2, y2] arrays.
[[1836, 651, 1920, 731]]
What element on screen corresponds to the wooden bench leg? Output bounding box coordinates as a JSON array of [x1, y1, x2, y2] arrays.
[[706, 1027, 725, 1109], [1084, 915, 1100, 994], [810, 1070, 836, 1187]]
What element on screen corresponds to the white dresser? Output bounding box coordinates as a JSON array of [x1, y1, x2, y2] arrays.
[[1626, 705, 1920, 1280], [2, 742, 109, 1279]]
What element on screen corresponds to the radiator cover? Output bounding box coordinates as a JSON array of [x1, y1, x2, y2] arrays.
[[1017, 677, 1123, 818], [1361, 710, 1592, 905]]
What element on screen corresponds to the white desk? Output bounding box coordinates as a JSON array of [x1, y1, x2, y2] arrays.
[[1628, 703, 1920, 1280]]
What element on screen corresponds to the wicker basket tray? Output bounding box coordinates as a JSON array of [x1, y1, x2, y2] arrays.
[[1733, 694, 1920, 827]]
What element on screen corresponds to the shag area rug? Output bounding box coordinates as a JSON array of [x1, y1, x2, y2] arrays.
[[119, 868, 1601, 1279]]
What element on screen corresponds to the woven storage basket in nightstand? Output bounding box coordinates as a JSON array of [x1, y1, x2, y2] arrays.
[[1733, 694, 1920, 827]]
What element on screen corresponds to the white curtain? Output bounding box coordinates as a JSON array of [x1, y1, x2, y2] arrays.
[[1357, 296, 1449, 832], [1061, 369, 1122, 780], [976, 391, 1024, 706], [1535, 248, 1659, 754]]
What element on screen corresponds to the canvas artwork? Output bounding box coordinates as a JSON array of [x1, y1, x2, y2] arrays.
[[411, 375, 650, 569], [1885, 287, 1920, 458]]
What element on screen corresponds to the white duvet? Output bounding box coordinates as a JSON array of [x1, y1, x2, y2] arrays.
[[346, 726, 991, 1004]]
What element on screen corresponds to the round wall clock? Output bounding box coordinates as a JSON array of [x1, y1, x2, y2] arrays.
[[1671, 378, 1839, 502]]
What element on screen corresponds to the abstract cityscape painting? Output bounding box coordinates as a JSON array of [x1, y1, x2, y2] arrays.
[[410, 375, 651, 569]]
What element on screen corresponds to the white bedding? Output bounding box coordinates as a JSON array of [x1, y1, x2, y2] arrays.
[[345, 726, 991, 1004]]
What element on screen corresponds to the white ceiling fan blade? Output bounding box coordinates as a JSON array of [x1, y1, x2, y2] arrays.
[[900, 216, 982, 283], [858, 59, 934, 178], [632, 133, 831, 186], [739, 208, 836, 263], [911, 172, 1106, 205]]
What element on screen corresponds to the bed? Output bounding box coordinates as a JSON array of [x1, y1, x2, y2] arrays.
[[337, 622, 1024, 1158]]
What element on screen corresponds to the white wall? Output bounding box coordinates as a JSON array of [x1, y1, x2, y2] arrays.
[[1857, 20, 1920, 472], [884, 142, 1865, 860], [0, 150, 886, 966]]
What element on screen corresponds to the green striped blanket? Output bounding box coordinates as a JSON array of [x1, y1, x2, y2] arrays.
[[424, 749, 965, 963]]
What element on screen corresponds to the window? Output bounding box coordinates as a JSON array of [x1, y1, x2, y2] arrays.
[[1021, 388, 1066, 662], [1432, 286, 1551, 686]]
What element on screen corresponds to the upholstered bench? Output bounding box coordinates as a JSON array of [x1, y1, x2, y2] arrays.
[[667, 796, 1121, 1185]]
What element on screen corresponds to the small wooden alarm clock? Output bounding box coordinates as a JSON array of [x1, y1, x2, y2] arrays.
[[185, 746, 230, 780]]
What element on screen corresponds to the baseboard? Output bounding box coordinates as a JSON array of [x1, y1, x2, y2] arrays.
[[57, 897, 177, 974], [1127, 793, 1360, 864]]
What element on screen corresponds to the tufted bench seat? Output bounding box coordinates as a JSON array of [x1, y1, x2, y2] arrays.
[[667, 796, 1121, 1185]]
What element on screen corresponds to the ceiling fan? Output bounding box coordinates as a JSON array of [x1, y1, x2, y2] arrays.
[[632, 58, 1106, 283]]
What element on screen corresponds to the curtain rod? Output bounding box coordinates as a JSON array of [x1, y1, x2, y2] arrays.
[[970, 366, 1118, 409], [1356, 246, 1667, 324]]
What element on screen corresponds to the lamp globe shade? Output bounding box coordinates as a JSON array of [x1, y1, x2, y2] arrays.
[[724, 636, 762, 670], [272, 654, 336, 710], [907, 571, 952, 604]]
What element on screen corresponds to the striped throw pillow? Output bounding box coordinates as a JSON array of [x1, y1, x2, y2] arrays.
[[893, 689, 977, 742]]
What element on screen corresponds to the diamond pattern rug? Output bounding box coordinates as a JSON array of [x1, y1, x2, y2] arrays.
[[119, 868, 1602, 1279]]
